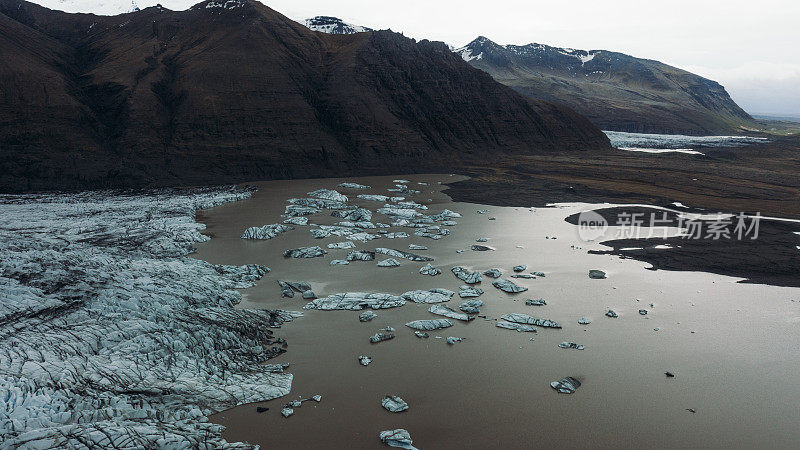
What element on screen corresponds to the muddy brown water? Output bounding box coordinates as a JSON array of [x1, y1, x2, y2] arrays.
[[194, 174, 800, 449]]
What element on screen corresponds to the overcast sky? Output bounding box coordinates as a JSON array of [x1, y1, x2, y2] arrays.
[[37, 0, 800, 115]]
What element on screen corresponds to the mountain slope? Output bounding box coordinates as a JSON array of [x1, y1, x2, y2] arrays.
[[0, 0, 609, 192], [456, 36, 756, 135]]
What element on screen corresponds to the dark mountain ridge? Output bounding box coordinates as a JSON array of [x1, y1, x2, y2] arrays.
[[456, 36, 757, 135], [0, 0, 609, 192]]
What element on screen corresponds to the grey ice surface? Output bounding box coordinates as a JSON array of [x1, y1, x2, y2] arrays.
[[458, 299, 484, 314], [500, 313, 561, 328], [496, 321, 537, 332], [492, 278, 528, 293], [283, 246, 327, 258], [405, 319, 453, 331], [379, 429, 417, 449], [451, 266, 482, 284], [381, 396, 409, 413], [375, 248, 433, 261], [241, 223, 293, 240], [401, 289, 454, 304], [419, 264, 442, 276], [0, 186, 299, 448], [589, 269, 607, 279], [428, 304, 474, 322], [377, 258, 402, 267], [305, 293, 406, 310], [551, 377, 581, 394]]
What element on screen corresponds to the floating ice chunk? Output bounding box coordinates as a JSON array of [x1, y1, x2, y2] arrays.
[[589, 270, 607, 279], [476, 237, 488, 242], [606, 310, 619, 318], [330, 259, 350, 265], [511, 274, 535, 279], [308, 188, 348, 202], [385, 232, 410, 239], [405, 318, 453, 330], [339, 182, 371, 189], [477, 209, 489, 214], [401, 289, 454, 303], [283, 216, 309, 225], [332, 207, 372, 222], [513, 265, 527, 272], [559, 342, 585, 350], [382, 396, 409, 413], [379, 429, 417, 450], [551, 377, 581, 394], [492, 278, 527, 293], [328, 241, 356, 249], [347, 250, 375, 261], [375, 247, 433, 261], [282, 408, 294, 417], [419, 264, 441, 276], [370, 333, 395, 343], [348, 232, 382, 242], [414, 226, 451, 239], [337, 221, 376, 228], [483, 268, 502, 278], [359, 356, 373, 366], [312, 395, 322, 402], [289, 197, 354, 210], [458, 285, 483, 298], [496, 321, 537, 332], [360, 311, 378, 322], [285, 204, 321, 216], [394, 179, 410, 183], [639, 309, 648, 315], [429, 304, 474, 322], [283, 246, 327, 258], [278, 281, 311, 298], [446, 337, 463, 344], [377, 258, 401, 267], [377, 207, 421, 219], [459, 299, 483, 314], [408, 244, 428, 250], [525, 298, 546, 306], [452, 266, 482, 284], [358, 194, 390, 202], [305, 293, 405, 310], [578, 317, 592, 324], [471, 244, 495, 251], [302, 290, 317, 299], [414, 331, 429, 338], [430, 209, 461, 220], [241, 223, 293, 239], [500, 313, 561, 328]]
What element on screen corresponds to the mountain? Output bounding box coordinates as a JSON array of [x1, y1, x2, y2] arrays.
[[455, 36, 756, 135], [0, 0, 609, 192], [303, 16, 371, 34]]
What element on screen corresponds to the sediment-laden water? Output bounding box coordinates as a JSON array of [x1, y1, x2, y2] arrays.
[[194, 174, 800, 448]]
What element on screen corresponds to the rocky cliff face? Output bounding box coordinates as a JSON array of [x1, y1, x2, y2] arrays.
[[0, 0, 609, 192], [456, 36, 756, 135]]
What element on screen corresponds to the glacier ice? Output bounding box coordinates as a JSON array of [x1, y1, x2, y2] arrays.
[[0, 186, 298, 448]]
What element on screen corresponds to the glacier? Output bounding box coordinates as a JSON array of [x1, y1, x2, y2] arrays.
[[0, 186, 297, 448]]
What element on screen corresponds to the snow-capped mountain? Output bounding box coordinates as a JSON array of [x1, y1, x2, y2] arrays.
[[302, 16, 371, 34], [455, 36, 754, 135]]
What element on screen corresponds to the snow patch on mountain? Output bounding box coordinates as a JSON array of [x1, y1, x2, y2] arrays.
[[302, 16, 372, 34]]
